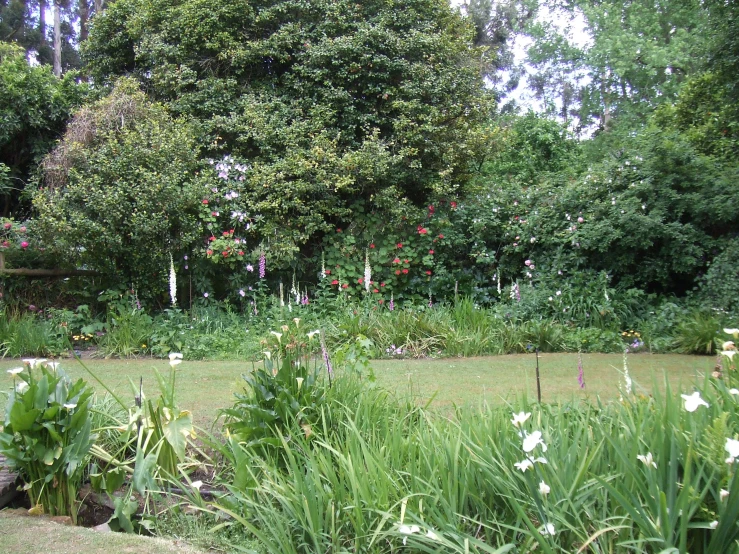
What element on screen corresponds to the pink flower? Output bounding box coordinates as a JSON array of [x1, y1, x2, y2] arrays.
[[3, 223, 10, 230], [578, 217, 584, 223], [20, 241, 29, 249], [19, 226, 26, 233]]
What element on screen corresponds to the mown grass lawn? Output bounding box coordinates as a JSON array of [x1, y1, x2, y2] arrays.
[[0, 353, 715, 425]]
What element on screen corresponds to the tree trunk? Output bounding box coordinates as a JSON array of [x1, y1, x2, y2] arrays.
[[39, 0, 47, 39], [94, 0, 102, 15], [78, 0, 89, 42], [53, 1, 61, 77]]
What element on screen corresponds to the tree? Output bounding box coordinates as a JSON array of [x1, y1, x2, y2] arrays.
[[0, 42, 86, 217], [82, 0, 491, 261], [35, 79, 207, 300]]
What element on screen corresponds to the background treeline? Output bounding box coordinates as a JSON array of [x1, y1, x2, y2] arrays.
[[1, 0, 738, 317]]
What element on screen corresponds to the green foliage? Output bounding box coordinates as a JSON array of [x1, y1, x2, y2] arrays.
[[34, 79, 208, 302], [83, 0, 491, 258], [0, 360, 94, 523], [221, 321, 327, 458], [672, 310, 721, 355], [0, 309, 67, 357], [0, 43, 87, 215], [697, 239, 739, 316], [210, 370, 739, 553]]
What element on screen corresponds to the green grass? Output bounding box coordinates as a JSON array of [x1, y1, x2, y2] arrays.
[[0, 353, 714, 425]]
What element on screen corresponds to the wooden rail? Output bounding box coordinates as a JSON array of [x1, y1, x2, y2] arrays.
[[0, 252, 98, 277]]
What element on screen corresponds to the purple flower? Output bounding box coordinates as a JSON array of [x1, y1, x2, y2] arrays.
[[239, 289, 246, 297], [259, 252, 266, 279], [246, 264, 254, 272], [577, 352, 585, 389], [320, 334, 333, 378], [203, 292, 209, 298]]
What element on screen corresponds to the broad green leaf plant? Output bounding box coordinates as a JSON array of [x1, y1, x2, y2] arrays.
[[0, 359, 94, 523]]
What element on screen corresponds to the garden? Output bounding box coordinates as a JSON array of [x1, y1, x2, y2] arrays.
[[2, 0, 739, 551]]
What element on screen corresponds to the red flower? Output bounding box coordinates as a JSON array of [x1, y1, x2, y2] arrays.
[[370, 243, 375, 248], [418, 227, 428, 235], [2, 222, 10, 230], [211, 211, 218, 216], [337, 228, 342, 233], [373, 288, 379, 293], [397, 243, 403, 248], [331, 279, 339, 285], [404, 259, 409, 263], [207, 250, 213, 256], [202, 199, 209, 205], [222, 231, 230, 237], [380, 282, 385, 287], [393, 257, 401, 264], [425, 270, 432, 275], [395, 270, 401, 275], [428, 204, 435, 213], [358, 278, 364, 284], [429, 249, 434, 254], [325, 269, 331, 275], [238, 251, 244, 256], [342, 283, 349, 289], [20, 241, 29, 249], [222, 251, 229, 257], [438, 234, 444, 239], [402, 268, 409, 274], [209, 236, 216, 242], [450, 201, 457, 209], [379, 299, 384, 304]]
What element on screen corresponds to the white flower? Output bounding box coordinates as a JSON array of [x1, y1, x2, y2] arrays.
[[296, 377, 304, 389], [531, 456, 548, 464], [169, 358, 183, 368], [720, 489, 729, 501], [425, 529, 439, 541], [239, 289, 246, 297], [15, 382, 29, 393], [538, 481, 551, 495], [726, 438, 739, 464], [541, 522, 556, 536], [514, 459, 534, 472], [511, 411, 531, 427], [307, 330, 320, 339], [169, 253, 177, 307], [709, 520, 718, 530], [63, 403, 77, 410], [270, 331, 283, 342], [399, 524, 420, 545], [729, 389, 739, 396], [191, 480, 203, 491], [46, 361, 60, 371], [681, 391, 709, 412], [724, 328, 739, 338], [7, 367, 24, 375], [22, 358, 46, 368], [722, 341, 736, 350], [522, 430, 547, 453], [721, 350, 737, 361], [168, 352, 183, 360], [637, 452, 657, 469], [556, 290, 561, 296]]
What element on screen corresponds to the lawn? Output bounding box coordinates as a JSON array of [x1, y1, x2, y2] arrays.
[[0, 353, 715, 425]]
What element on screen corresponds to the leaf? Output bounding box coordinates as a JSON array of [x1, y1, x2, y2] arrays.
[[161, 410, 193, 461], [9, 402, 41, 432], [132, 447, 159, 496]]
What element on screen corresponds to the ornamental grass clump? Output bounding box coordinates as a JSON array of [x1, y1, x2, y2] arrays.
[[0, 359, 94, 523]]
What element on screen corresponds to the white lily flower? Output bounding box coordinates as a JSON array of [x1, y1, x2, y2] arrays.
[[168, 352, 183, 360], [425, 529, 439, 540], [709, 520, 719, 529], [722, 350, 737, 361], [522, 430, 547, 453], [726, 438, 739, 464], [511, 411, 531, 427], [399, 524, 420, 546], [514, 459, 534, 472], [191, 480, 203, 491], [637, 452, 657, 469], [63, 403, 77, 410], [538, 481, 550, 495], [169, 358, 183, 368], [724, 328, 739, 338], [541, 522, 556, 536], [270, 331, 283, 342], [531, 456, 548, 464], [722, 341, 736, 350], [720, 489, 729, 501], [22, 358, 47, 369], [263, 351, 271, 360], [293, 318, 301, 327], [307, 330, 320, 339], [16, 382, 29, 393], [296, 377, 304, 389], [46, 361, 60, 371], [7, 367, 24, 375], [681, 391, 709, 412], [729, 389, 739, 396]]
